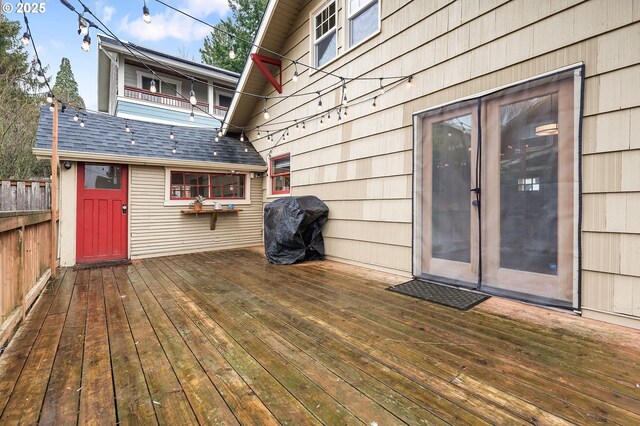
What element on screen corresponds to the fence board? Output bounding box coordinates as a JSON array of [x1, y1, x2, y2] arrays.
[[0, 181, 51, 212]]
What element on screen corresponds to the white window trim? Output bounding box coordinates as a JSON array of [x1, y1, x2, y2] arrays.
[[311, 0, 338, 70], [163, 168, 252, 207], [346, 0, 381, 51], [215, 89, 234, 108], [136, 71, 183, 96]]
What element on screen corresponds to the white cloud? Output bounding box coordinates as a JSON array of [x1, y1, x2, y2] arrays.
[[117, 0, 228, 43], [102, 6, 116, 24], [51, 40, 64, 49]]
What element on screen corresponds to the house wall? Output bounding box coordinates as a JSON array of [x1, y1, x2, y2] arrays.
[[129, 166, 263, 259], [245, 0, 640, 327], [58, 162, 77, 267]]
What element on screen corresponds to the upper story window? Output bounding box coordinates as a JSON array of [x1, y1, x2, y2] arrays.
[[270, 154, 290, 195], [170, 171, 246, 200], [348, 0, 380, 47], [138, 72, 182, 96], [216, 92, 233, 109], [314, 2, 337, 68]]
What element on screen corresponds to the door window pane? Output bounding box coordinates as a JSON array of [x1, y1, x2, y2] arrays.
[[84, 164, 122, 189], [499, 94, 558, 275], [431, 115, 472, 262]]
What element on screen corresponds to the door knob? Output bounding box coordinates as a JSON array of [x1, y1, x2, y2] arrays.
[[122, 204, 128, 214]]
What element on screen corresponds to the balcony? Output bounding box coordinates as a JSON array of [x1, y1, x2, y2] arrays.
[[123, 85, 228, 117]]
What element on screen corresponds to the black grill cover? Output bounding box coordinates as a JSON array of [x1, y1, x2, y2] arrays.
[[263, 196, 329, 264]]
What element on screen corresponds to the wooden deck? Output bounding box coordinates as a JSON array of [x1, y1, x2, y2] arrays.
[[1, 248, 639, 425]]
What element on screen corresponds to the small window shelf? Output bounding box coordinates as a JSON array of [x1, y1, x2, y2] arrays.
[[180, 209, 242, 230]]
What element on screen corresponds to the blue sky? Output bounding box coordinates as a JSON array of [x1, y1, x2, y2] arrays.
[[7, 0, 230, 110]]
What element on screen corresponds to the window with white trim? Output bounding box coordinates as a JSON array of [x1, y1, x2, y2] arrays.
[[348, 0, 380, 47], [137, 71, 182, 96], [270, 154, 290, 195], [170, 171, 246, 200], [313, 1, 337, 68]]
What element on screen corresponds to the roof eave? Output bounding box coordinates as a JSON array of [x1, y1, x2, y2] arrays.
[[223, 0, 280, 134], [33, 148, 267, 172]]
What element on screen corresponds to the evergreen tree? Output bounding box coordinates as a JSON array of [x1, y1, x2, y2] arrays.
[[52, 57, 85, 110], [200, 0, 268, 73], [0, 15, 50, 179]]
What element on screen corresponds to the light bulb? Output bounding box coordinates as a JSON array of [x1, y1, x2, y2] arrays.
[[169, 132, 174, 140], [372, 97, 377, 109], [244, 148, 248, 152], [46, 92, 53, 103], [189, 112, 195, 122], [302, 122, 306, 130], [36, 71, 45, 84], [172, 147, 176, 154], [406, 75, 413, 88], [240, 133, 245, 142], [379, 78, 385, 95], [49, 103, 55, 112], [143, 5, 151, 24], [292, 70, 298, 83], [189, 90, 197, 105], [229, 47, 236, 59], [317, 98, 322, 111], [125, 124, 130, 132], [81, 35, 91, 52], [21, 32, 30, 46], [79, 17, 89, 35], [263, 108, 270, 120], [131, 138, 136, 145], [149, 80, 156, 93], [215, 136, 219, 142], [213, 151, 217, 156], [342, 94, 348, 105], [73, 114, 79, 122], [218, 130, 223, 137], [80, 119, 85, 128]]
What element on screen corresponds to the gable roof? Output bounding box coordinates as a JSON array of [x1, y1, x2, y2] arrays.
[[34, 107, 265, 170], [223, 0, 300, 133]]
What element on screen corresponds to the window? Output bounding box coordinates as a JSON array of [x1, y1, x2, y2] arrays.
[[170, 171, 245, 200], [216, 92, 233, 109], [270, 154, 290, 195], [84, 164, 122, 190], [313, 2, 337, 67], [348, 0, 380, 47], [138, 72, 182, 96]]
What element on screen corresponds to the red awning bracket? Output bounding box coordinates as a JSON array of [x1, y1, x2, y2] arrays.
[[250, 54, 282, 94]]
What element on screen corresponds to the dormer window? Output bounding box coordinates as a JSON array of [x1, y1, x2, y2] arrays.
[[313, 1, 337, 68]]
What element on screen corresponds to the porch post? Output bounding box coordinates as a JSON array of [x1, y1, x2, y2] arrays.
[[50, 101, 58, 278]]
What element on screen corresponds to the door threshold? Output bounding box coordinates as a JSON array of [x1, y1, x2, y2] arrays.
[[74, 259, 131, 270]]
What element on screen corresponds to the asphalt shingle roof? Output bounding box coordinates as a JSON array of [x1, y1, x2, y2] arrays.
[[35, 106, 265, 167]]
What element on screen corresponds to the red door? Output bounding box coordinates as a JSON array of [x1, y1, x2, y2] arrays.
[[77, 163, 128, 263]]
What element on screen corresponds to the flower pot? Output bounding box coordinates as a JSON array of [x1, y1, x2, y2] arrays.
[[193, 202, 203, 212]]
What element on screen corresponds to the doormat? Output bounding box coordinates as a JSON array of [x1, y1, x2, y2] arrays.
[[388, 280, 490, 311], [74, 259, 131, 270]]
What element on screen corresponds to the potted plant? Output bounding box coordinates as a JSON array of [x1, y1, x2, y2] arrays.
[[190, 195, 205, 212]]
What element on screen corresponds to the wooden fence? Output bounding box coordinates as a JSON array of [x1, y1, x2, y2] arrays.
[[0, 180, 51, 212], [0, 211, 52, 348]]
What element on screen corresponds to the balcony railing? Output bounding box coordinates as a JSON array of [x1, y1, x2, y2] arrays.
[[123, 86, 228, 117]]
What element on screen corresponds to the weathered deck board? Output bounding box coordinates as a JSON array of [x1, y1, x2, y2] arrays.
[[1, 248, 639, 425]]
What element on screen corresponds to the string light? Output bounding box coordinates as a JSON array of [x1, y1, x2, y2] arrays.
[[379, 78, 385, 95], [213, 151, 217, 156], [80, 118, 85, 128], [169, 126, 174, 140], [36, 70, 45, 84], [317, 92, 322, 110], [81, 34, 91, 52], [295, 120, 299, 130], [78, 16, 89, 35], [172, 146, 177, 154], [320, 115, 324, 126], [73, 113, 79, 122], [142, 1, 151, 24], [263, 97, 270, 120], [61, 104, 67, 113], [189, 80, 197, 105], [149, 79, 157, 93], [407, 75, 413, 88], [49, 103, 55, 112], [257, 126, 261, 137], [343, 107, 348, 116], [21, 32, 30, 46], [189, 108, 195, 122], [240, 131, 245, 142], [302, 121, 306, 130], [130, 133, 136, 145], [372, 96, 377, 109], [292, 62, 299, 83], [215, 135, 219, 142], [46, 92, 53, 103], [244, 148, 248, 152], [228, 36, 236, 59], [124, 122, 130, 132]]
